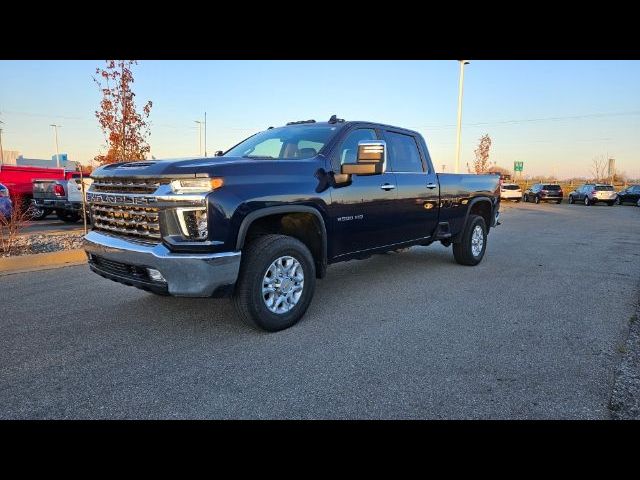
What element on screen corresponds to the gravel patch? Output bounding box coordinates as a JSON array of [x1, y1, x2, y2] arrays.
[[1, 233, 85, 258], [609, 297, 640, 420]]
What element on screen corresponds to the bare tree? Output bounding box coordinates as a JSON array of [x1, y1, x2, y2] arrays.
[[0, 193, 33, 256], [467, 134, 493, 174], [590, 155, 608, 182]]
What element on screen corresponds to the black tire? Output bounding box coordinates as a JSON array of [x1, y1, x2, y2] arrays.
[[607, 201, 615, 206], [568, 195, 574, 204], [584, 197, 591, 206], [453, 214, 487, 266], [615, 197, 622, 205], [31, 207, 51, 221], [556, 200, 562, 204], [515, 199, 521, 203], [56, 210, 81, 223], [232, 234, 316, 332], [523, 195, 527, 203], [534, 195, 540, 204]]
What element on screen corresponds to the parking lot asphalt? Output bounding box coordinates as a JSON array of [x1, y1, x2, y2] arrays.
[[1, 202, 639, 419], [19, 218, 84, 236]]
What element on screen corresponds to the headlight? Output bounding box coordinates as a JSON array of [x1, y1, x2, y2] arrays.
[[176, 208, 208, 240], [170, 177, 223, 194]]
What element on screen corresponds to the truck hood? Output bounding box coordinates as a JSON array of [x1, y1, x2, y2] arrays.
[[91, 156, 323, 179]]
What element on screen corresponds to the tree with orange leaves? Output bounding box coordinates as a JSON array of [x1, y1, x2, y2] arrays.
[[467, 134, 493, 174], [93, 60, 152, 165]]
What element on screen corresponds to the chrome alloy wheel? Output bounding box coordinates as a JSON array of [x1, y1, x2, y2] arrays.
[[471, 225, 484, 257], [262, 255, 304, 314]]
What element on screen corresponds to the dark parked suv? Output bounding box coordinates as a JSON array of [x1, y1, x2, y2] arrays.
[[615, 185, 640, 206], [522, 184, 563, 204]]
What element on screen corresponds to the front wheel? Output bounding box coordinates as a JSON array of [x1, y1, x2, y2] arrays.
[[615, 197, 622, 205], [453, 214, 487, 266], [568, 195, 574, 204], [233, 234, 316, 332], [534, 195, 540, 204], [584, 197, 591, 206]]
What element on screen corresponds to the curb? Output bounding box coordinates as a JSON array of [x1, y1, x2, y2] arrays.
[[0, 249, 87, 276]]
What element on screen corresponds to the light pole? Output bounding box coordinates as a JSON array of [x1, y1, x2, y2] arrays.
[[204, 112, 207, 157], [50, 124, 62, 168], [455, 60, 470, 174], [194, 120, 203, 156]]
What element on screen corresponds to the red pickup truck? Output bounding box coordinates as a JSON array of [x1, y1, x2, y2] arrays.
[[0, 165, 82, 219]]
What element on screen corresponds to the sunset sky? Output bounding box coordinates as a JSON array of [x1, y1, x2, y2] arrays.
[[1, 60, 638, 179]]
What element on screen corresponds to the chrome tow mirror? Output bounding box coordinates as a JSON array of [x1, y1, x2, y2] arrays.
[[341, 140, 387, 176]]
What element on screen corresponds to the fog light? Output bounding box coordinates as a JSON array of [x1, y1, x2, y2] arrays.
[[147, 268, 166, 283], [177, 208, 208, 240]]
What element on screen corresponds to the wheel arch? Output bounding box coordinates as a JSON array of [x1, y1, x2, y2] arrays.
[[453, 196, 495, 243], [235, 205, 328, 278]]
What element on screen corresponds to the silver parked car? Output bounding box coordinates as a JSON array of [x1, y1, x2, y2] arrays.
[[568, 183, 617, 206]]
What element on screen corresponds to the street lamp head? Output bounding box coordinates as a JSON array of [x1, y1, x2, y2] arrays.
[[459, 60, 470, 65]]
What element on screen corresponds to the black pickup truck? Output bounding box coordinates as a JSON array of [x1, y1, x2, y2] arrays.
[[84, 116, 501, 331]]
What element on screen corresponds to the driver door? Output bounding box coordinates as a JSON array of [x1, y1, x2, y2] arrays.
[[328, 127, 399, 258]]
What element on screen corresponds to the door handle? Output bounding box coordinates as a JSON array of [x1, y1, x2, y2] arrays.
[[380, 183, 396, 191], [426, 183, 437, 189]]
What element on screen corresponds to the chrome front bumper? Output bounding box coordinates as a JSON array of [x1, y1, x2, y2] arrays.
[[83, 231, 241, 297]]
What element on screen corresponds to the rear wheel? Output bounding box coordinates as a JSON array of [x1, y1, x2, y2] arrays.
[[453, 214, 487, 266], [607, 201, 615, 206], [30, 206, 51, 220], [615, 196, 622, 205], [534, 195, 540, 204], [232, 234, 316, 332], [584, 197, 591, 206], [568, 195, 574, 204]]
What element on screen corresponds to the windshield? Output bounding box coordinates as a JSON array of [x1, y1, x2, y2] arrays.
[[224, 125, 340, 160], [595, 185, 614, 191], [543, 185, 561, 190]]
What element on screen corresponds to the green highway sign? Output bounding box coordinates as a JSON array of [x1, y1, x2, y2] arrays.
[[514, 161, 524, 172]]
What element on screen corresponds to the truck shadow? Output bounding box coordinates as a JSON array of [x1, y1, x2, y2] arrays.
[[117, 245, 456, 334]]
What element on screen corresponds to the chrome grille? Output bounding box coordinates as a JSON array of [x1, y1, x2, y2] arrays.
[[91, 178, 167, 194], [91, 204, 161, 242]]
